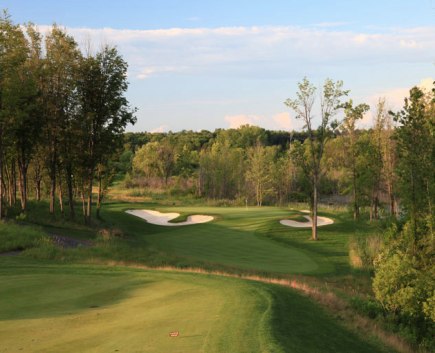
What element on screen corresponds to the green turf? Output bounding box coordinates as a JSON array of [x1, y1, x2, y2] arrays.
[[102, 204, 348, 275], [0, 258, 388, 353]]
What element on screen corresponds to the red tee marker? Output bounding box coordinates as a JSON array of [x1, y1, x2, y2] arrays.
[[169, 331, 179, 337]]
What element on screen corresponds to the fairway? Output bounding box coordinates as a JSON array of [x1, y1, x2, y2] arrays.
[[105, 204, 335, 275], [0, 259, 388, 353]]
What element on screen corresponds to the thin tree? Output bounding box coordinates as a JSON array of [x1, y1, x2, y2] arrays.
[[341, 100, 370, 220], [77, 46, 135, 224], [43, 26, 81, 215], [285, 77, 348, 240], [246, 143, 275, 206]]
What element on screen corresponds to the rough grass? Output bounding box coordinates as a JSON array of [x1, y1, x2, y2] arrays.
[[0, 221, 47, 253], [0, 258, 390, 353]]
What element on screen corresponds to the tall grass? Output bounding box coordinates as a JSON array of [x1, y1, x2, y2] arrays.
[[0, 222, 47, 253], [348, 233, 383, 270]]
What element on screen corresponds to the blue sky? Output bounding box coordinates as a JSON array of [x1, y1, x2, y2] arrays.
[[2, 0, 434, 132]]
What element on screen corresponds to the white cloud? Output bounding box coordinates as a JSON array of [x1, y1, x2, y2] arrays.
[[136, 66, 182, 79], [419, 77, 434, 92], [368, 77, 434, 112], [224, 112, 305, 131], [224, 114, 261, 128], [34, 24, 435, 81], [273, 112, 292, 130], [358, 77, 434, 129], [150, 124, 169, 133]]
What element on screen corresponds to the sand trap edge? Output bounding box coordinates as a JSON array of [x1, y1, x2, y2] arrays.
[[280, 215, 334, 228], [126, 209, 214, 226]]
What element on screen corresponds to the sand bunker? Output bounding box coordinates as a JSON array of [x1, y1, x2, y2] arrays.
[[280, 215, 334, 228], [126, 209, 213, 226]]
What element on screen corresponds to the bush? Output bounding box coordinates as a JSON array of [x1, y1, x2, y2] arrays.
[[373, 219, 435, 350], [350, 297, 384, 319]]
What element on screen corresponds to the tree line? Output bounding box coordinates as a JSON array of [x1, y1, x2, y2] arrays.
[[0, 12, 136, 223]]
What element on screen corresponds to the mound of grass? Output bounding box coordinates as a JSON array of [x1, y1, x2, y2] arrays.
[[0, 259, 389, 353]]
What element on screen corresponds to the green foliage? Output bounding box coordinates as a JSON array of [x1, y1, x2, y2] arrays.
[[373, 219, 434, 349], [391, 85, 434, 225], [199, 141, 245, 199], [245, 144, 277, 206]]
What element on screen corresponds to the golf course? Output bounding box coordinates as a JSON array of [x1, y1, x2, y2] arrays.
[[1, 5, 433, 353], [0, 202, 395, 353]]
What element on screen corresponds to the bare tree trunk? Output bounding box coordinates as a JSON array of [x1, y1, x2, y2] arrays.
[[4, 164, 12, 207], [58, 175, 64, 215], [49, 150, 56, 215], [49, 171, 56, 214], [388, 182, 396, 217], [86, 171, 93, 225], [18, 163, 28, 212], [0, 128, 3, 220], [34, 162, 42, 201], [10, 160, 16, 206], [96, 173, 102, 219], [80, 190, 86, 221], [66, 164, 75, 220], [353, 168, 359, 220], [312, 178, 318, 241]]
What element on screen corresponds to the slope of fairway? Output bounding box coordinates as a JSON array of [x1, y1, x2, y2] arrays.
[[109, 205, 331, 275], [0, 259, 388, 353]]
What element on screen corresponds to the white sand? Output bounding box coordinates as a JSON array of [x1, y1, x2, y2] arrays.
[[280, 215, 334, 228], [126, 209, 213, 226]]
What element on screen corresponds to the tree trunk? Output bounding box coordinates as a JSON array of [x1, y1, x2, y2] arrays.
[[34, 162, 42, 201], [312, 177, 318, 241], [0, 128, 3, 220], [49, 171, 56, 214], [86, 171, 93, 225], [18, 163, 28, 212], [5, 164, 12, 207], [66, 164, 75, 220], [96, 173, 102, 219], [10, 160, 17, 207], [81, 190, 86, 222], [49, 151, 56, 215], [390, 192, 396, 218], [58, 175, 64, 215], [353, 172, 359, 220]]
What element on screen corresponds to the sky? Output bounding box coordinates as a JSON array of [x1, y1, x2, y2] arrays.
[[2, 0, 434, 132]]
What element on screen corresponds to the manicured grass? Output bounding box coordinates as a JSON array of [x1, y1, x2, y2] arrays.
[[101, 203, 375, 276], [103, 204, 332, 275], [0, 258, 389, 353]]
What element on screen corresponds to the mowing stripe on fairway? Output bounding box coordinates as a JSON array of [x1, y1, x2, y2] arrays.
[[0, 261, 389, 353], [108, 205, 333, 275]]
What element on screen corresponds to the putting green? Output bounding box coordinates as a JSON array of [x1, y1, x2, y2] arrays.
[[112, 205, 332, 275], [0, 261, 387, 353]]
